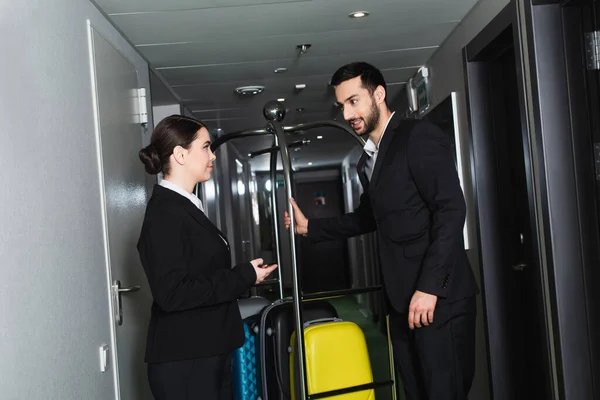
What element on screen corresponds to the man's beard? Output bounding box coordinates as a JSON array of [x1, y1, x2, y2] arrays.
[[351, 98, 380, 136]]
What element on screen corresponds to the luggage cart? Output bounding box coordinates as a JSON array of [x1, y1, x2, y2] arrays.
[[211, 101, 397, 400]]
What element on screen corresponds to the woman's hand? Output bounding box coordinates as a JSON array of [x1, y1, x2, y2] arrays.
[[250, 258, 278, 284]]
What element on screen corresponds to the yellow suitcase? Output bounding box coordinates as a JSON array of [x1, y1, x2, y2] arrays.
[[289, 318, 375, 400]]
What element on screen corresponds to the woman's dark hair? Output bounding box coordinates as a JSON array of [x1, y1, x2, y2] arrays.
[[330, 62, 387, 100], [139, 114, 206, 175]]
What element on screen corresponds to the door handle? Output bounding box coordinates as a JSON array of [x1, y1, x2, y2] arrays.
[[512, 263, 528, 272], [113, 280, 140, 326], [118, 284, 140, 293]]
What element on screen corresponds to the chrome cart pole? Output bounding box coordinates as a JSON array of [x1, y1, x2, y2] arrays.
[[212, 104, 397, 399], [210, 128, 269, 152], [270, 119, 307, 400], [282, 118, 397, 400], [386, 315, 398, 400], [269, 135, 285, 300], [263, 100, 308, 400], [210, 126, 286, 295]]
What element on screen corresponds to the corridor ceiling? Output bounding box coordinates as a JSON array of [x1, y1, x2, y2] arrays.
[[94, 0, 478, 170]]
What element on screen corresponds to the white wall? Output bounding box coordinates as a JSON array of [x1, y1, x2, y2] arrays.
[[0, 0, 151, 398], [152, 104, 182, 127], [421, 0, 511, 399]]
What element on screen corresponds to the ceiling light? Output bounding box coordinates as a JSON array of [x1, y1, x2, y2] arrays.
[[274, 68, 287, 73], [308, 162, 313, 166], [296, 108, 305, 112], [234, 85, 264, 95], [277, 98, 285, 102], [349, 11, 369, 18], [317, 135, 323, 139], [295, 84, 306, 90]]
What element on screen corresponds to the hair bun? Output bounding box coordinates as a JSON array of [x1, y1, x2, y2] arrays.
[[139, 144, 162, 175]]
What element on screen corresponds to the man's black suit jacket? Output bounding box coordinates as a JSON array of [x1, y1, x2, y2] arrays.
[[307, 115, 478, 313], [137, 185, 256, 363]]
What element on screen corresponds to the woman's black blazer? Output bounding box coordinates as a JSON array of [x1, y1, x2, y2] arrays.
[[136, 184, 256, 363]]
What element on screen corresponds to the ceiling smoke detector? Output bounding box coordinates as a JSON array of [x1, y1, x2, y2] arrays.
[[296, 44, 311, 54], [234, 86, 264, 95]]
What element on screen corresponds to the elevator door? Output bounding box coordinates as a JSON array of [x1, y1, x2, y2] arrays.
[[464, 24, 552, 399], [491, 46, 547, 400], [563, 0, 600, 393]]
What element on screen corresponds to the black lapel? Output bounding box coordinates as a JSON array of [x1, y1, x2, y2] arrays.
[[181, 202, 230, 249], [154, 185, 230, 249], [369, 113, 402, 187], [357, 152, 369, 191]]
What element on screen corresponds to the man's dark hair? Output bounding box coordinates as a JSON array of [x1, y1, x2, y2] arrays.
[[330, 62, 387, 97]]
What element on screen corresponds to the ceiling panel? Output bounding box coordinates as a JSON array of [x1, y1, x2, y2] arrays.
[[193, 107, 388, 133], [91, 0, 479, 171], [158, 49, 431, 86], [108, 0, 473, 45], [192, 107, 244, 118], [186, 85, 405, 133], [96, 0, 307, 14], [138, 22, 456, 67], [172, 67, 415, 101]]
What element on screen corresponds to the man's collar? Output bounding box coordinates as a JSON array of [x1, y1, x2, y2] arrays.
[[363, 111, 396, 157]]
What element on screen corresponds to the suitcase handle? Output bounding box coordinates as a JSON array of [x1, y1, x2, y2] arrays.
[[302, 317, 342, 329]]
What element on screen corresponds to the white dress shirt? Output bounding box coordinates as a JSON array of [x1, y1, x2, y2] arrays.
[[363, 111, 396, 181], [159, 179, 205, 212]]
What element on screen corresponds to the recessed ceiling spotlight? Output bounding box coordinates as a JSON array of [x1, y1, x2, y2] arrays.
[[274, 68, 287, 73], [308, 162, 313, 166], [317, 135, 323, 139], [349, 11, 369, 18], [234, 85, 264, 95], [277, 98, 285, 102], [296, 108, 305, 112]]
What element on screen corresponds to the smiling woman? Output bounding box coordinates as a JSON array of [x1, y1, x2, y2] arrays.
[[136, 114, 278, 399]]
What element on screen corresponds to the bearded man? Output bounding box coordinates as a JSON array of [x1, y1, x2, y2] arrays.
[[285, 62, 479, 400]]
